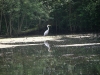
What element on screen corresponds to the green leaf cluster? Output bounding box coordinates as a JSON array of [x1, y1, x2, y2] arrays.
[[0, 0, 100, 36]]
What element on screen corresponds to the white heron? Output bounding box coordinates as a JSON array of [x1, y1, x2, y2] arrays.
[[44, 25, 51, 36]]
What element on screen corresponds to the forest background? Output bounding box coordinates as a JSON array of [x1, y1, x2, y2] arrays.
[[0, 0, 100, 36]]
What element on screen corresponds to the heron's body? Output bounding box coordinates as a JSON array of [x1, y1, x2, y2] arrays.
[[44, 25, 51, 36]]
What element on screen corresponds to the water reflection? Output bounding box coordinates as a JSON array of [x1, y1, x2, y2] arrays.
[[44, 41, 52, 52], [0, 34, 100, 75]]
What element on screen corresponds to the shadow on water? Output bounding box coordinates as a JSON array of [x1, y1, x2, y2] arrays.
[[0, 34, 100, 75]]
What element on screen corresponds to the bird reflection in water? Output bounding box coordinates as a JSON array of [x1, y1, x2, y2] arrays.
[[44, 41, 52, 52]]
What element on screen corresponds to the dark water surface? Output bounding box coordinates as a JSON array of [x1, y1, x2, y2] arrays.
[[0, 34, 100, 75]]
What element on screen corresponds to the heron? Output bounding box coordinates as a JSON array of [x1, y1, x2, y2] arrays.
[[44, 25, 51, 36]]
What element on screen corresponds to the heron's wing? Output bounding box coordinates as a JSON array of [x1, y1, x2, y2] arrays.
[[44, 30, 49, 36]]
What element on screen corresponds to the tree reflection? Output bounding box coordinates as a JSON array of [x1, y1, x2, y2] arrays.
[[0, 35, 100, 75]]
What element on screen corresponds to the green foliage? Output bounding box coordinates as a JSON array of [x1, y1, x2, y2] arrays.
[[0, 0, 100, 36], [50, 0, 100, 33], [0, 0, 50, 36]]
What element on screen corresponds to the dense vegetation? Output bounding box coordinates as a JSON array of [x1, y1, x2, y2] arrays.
[[0, 0, 100, 36]]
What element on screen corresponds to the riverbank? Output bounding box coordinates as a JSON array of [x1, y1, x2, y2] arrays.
[[0, 34, 100, 49]]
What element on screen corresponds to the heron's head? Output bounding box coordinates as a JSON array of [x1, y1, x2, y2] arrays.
[[47, 25, 51, 27]]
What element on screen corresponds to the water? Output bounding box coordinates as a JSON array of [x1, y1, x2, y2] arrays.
[[0, 34, 100, 75]]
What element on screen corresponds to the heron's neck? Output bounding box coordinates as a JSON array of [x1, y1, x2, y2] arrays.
[[47, 26, 49, 30]]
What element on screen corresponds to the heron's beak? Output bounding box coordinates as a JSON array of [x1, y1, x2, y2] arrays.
[[48, 25, 51, 26]]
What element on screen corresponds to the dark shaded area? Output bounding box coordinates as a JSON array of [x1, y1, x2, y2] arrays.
[[0, 0, 100, 37]]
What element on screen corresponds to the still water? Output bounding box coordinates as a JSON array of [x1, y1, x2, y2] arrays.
[[0, 34, 100, 75]]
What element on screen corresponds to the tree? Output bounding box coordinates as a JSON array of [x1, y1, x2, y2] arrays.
[[0, 0, 50, 36]]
